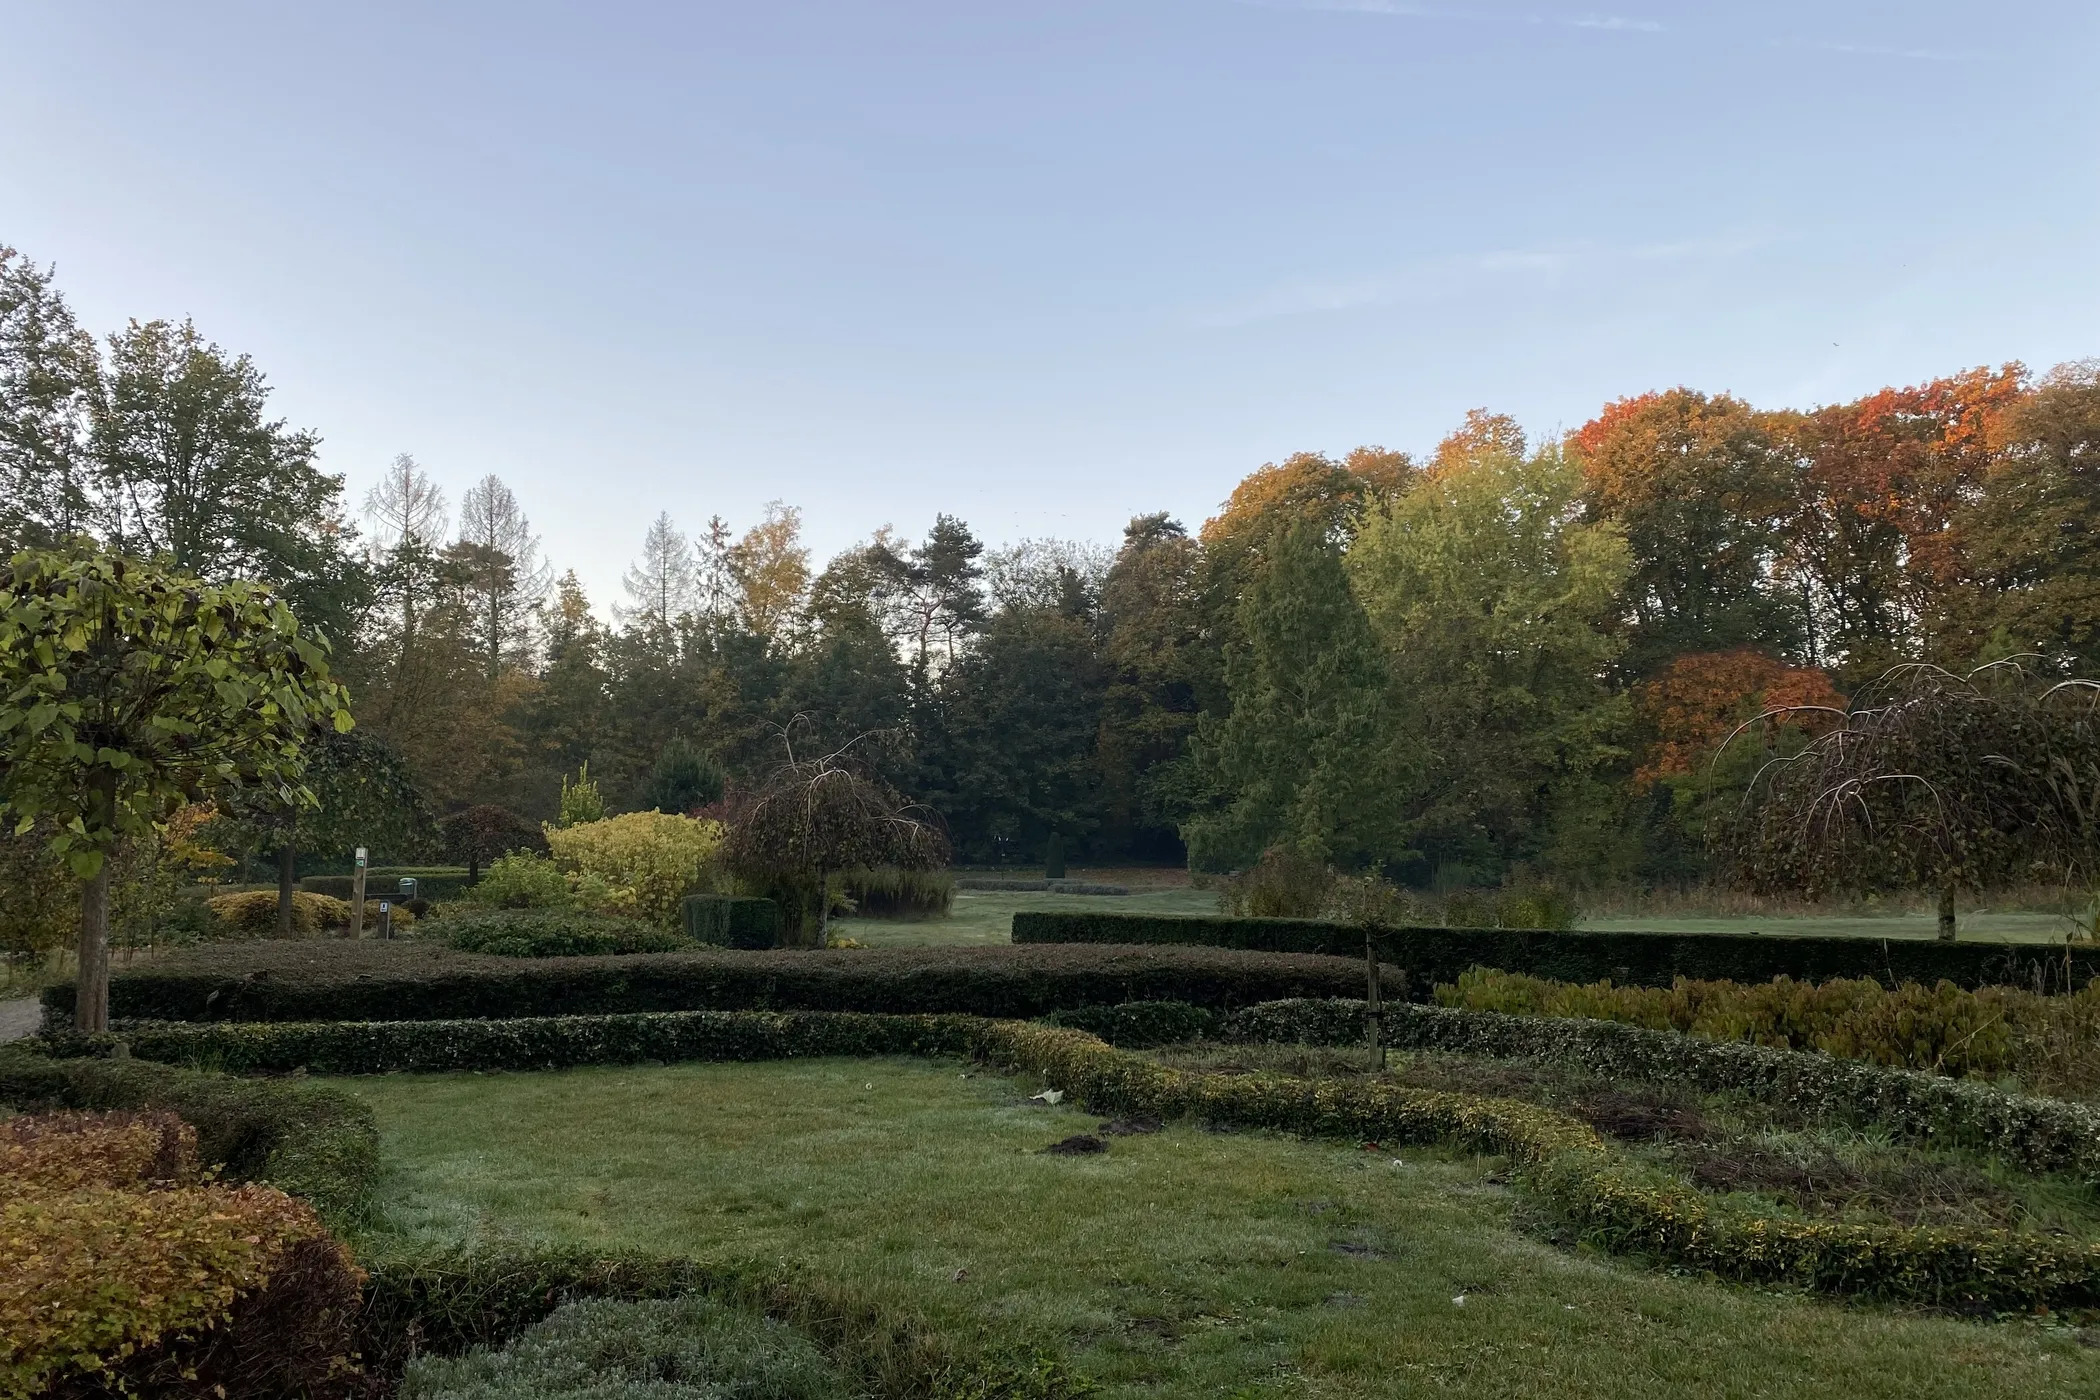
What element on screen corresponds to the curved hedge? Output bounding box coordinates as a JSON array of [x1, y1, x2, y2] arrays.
[[0, 1047, 379, 1223], [40, 941, 1380, 1026], [1013, 910, 2100, 993], [34, 1008, 2100, 1309]]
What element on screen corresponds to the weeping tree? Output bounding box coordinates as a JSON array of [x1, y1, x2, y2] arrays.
[[724, 740, 948, 948], [441, 803, 549, 881], [0, 550, 352, 1028], [1712, 660, 2100, 940]]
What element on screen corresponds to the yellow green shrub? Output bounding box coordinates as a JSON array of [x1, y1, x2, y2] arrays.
[[0, 1110, 196, 1194], [209, 889, 350, 936], [545, 812, 726, 925], [0, 1109, 362, 1400], [1434, 967, 2100, 1089]]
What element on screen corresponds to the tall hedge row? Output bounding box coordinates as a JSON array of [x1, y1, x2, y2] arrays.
[[40, 942, 1378, 1026], [1011, 911, 2099, 993]]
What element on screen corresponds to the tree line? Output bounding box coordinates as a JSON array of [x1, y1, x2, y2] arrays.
[[7, 241, 2097, 887]]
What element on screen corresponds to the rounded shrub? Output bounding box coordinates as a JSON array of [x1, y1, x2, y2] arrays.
[[442, 909, 693, 959]]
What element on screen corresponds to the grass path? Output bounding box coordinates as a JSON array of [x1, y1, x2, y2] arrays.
[[343, 1058, 2098, 1399]]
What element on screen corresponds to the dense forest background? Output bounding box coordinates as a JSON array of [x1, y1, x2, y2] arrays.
[[7, 243, 2098, 887]]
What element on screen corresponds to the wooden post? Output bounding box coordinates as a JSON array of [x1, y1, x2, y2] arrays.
[[1937, 885, 1957, 941], [1364, 930, 1385, 1071], [350, 847, 367, 939]]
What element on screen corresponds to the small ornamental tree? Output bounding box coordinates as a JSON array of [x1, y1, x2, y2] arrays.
[[645, 736, 726, 816], [724, 745, 948, 947], [441, 803, 550, 881], [1712, 660, 2100, 939], [218, 728, 433, 935], [0, 550, 353, 1028]]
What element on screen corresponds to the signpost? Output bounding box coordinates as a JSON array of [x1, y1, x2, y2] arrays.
[[377, 900, 393, 940], [350, 847, 368, 940]]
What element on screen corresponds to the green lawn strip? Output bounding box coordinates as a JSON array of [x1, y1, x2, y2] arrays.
[[342, 1058, 2100, 1400], [834, 889, 1222, 949]]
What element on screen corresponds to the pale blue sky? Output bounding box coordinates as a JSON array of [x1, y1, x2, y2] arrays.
[[3, 2, 2095, 608]]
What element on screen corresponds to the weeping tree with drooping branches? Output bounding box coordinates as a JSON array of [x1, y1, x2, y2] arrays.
[[1711, 659, 2100, 940], [724, 729, 948, 948]]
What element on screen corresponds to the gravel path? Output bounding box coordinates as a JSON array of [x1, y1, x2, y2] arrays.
[[0, 996, 43, 1042]]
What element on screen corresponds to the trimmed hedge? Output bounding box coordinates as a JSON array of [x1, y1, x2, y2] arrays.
[[357, 1249, 1082, 1400], [0, 1047, 379, 1222], [682, 893, 782, 949], [40, 1011, 985, 1077], [1012, 910, 2100, 994], [1216, 998, 2100, 1187], [440, 907, 692, 958], [43, 941, 1378, 1026]]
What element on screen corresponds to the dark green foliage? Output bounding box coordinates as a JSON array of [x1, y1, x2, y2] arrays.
[[358, 1250, 1084, 1400], [440, 805, 549, 879], [0, 1046, 378, 1222], [442, 908, 693, 958], [841, 866, 955, 919], [1043, 834, 1065, 880], [1181, 517, 1397, 872], [683, 894, 784, 948], [646, 737, 727, 817], [1012, 910, 2100, 994], [399, 1295, 849, 1400], [42, 941, 1374, 1024], [41, 1010, 986, 1076]]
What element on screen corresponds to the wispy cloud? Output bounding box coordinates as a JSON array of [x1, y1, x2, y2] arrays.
[[1571, 15, 1663, 33], [1193, 232, 1771, 329], [1778, 38, 1976, 62]]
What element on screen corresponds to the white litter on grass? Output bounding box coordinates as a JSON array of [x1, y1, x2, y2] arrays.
[[1030, 1089, 1065, 1105], [1452, 1295, 1466, 1307]]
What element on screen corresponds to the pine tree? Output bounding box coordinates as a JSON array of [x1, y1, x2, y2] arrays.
[[620, 511, 695, 633]]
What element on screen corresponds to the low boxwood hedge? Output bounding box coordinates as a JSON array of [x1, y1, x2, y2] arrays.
[[0, 1047, 379, 1223], [357, 1248, 1081, 1400], [302, 869, 476, 902], [440, 907, 693, 958], [41, 941, 1380, 1026], [1013, 910, 2100, 993]]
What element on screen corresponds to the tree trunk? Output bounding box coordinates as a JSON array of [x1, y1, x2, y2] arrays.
[[1937, 884, 1957, 941], [76, 861, 112, 1033], [815, 869, 830, 948], [277, 843, 298, 938]]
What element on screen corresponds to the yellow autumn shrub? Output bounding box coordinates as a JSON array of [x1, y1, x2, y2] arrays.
[[544, 811, 726, 925], [0, 1110, 363, 1400]]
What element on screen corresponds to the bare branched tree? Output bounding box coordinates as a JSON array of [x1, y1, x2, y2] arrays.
[[723, 724, 948, 947], [1711, 658, 2100, 939]]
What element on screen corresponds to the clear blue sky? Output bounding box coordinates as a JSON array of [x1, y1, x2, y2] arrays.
[[4, 2, 2095, 608]]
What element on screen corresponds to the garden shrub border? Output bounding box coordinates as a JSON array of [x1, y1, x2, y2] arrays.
[[43, 942, 1377, 1026], [0, 1047, 378, 1223], [1013, 911, 2100, 993], [31, 1007, 2100, 1309]]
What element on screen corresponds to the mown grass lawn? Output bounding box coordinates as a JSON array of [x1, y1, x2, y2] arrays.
[[343, 1058, 2099, 1400]]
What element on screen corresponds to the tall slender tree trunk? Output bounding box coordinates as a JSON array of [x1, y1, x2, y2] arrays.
[[277, 843, 297, 937], [1937, 884, 1957, 941], [814, 869, 831, 948], [76, 862, 112, 1033]]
